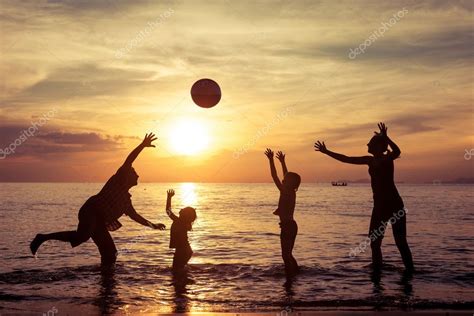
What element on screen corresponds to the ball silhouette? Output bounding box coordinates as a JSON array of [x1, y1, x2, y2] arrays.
[[191, 78, 221, 108]]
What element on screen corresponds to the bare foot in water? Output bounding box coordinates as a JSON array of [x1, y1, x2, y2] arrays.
[[30, 234, 45, 255]]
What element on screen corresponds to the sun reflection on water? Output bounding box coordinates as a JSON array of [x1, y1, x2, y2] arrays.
[[179, 183, 197, 207]]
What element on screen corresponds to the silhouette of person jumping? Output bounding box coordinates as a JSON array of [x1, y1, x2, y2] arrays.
[[166, 189, 196, 271], [29, 133, 166, 265], [264, 149, 301, 276], [315, 123, 414, 271]]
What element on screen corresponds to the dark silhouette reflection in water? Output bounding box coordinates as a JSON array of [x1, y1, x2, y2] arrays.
[[172, 269, 193, 313], [95, 265, 121, 315], [281, 276, 295, 312], [399, 269, 414, 297], [370, 267, 384, 296], [370, 265, 414, 307]]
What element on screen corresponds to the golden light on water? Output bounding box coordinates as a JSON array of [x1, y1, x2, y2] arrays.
[[180, 182, 197, 206]]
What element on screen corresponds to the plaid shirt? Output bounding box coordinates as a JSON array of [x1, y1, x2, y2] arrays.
[[96, 165, 137, 231]]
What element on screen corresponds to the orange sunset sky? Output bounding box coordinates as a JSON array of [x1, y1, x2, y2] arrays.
[[0, 0, 472, 183]]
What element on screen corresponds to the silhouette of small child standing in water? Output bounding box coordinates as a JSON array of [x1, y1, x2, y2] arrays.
[[166, 189, 196, 271], [315, 123, 414, 272], [264, 149, 301, 276]]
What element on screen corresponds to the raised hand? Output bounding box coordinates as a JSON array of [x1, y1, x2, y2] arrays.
[[166, 189, 174, 215], [276, 151, 285, 162], [151, 223, 166, 230], [264, 148, 274, 159], [124, 132, 158, 166], [375, 122, 388, 137], [141, 133, 157, 148], [314, 141, 328, 154]]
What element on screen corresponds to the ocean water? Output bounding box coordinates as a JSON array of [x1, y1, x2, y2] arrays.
[[0, 183, 473, 314]]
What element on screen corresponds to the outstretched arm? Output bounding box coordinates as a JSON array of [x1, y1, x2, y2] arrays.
[[123, 133, 157, 167], [166, 189, 178, 221], [375, 122, 400, 159], [264, 148, 282, 190], [314, 141, 371, 165], [128, 206, 166, 230], [276, 151, 288, 175]]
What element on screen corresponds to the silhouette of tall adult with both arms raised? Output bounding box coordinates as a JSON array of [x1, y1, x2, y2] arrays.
[[315, 123, 414, 272], [30, 133, 166, 265]]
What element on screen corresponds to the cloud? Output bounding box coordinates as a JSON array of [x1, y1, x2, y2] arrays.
[[349, 26, 473, 63], [36, 132, 125, 145], [1, 64, 160, 107], [263, 24, 472, 66], [313, 102, 472, 140], [0, 124, 131, 159], [0, 0, 472, 182]]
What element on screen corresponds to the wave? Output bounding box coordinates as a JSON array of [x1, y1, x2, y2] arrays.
[[0, 263, 336, 285], [282, 299, 474, 310], [1, 263, 474, 311]]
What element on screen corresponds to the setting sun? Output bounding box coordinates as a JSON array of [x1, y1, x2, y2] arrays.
[[168, 118, 210, 155]]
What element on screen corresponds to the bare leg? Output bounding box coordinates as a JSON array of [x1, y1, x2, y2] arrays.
[[280, 221, 299, 276], [288, 231, 299, 273], [42, 231, 78, 242], [281, 240, 298, 276], [392, 213, 414, 271], [30, 204, 96, 255], [370, 237, 383, 269], [395, 236, 414, 271], [91, 221, 117, 266], [30, 231, 89, 255], [369, 209, 386, 270]]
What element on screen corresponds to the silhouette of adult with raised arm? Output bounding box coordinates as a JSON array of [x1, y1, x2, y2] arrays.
[[30, 133, 166, 265], [315, 123, 414, 271]]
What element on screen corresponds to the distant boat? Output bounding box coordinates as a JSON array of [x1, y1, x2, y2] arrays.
[[331, 181, 347, 186]]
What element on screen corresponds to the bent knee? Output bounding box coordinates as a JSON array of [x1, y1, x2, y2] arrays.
[[71, 233, 90, 247]]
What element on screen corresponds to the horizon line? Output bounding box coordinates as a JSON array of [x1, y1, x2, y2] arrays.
[[0, 181, 472, 185]]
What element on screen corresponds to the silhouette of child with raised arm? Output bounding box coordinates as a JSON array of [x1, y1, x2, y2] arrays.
[[264, 149, 301, 276], [166, 189, 196, 271], [315, 123, 414, 271]]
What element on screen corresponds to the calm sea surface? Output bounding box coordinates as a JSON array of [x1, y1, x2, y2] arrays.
[[0, 183, 473, 314]]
